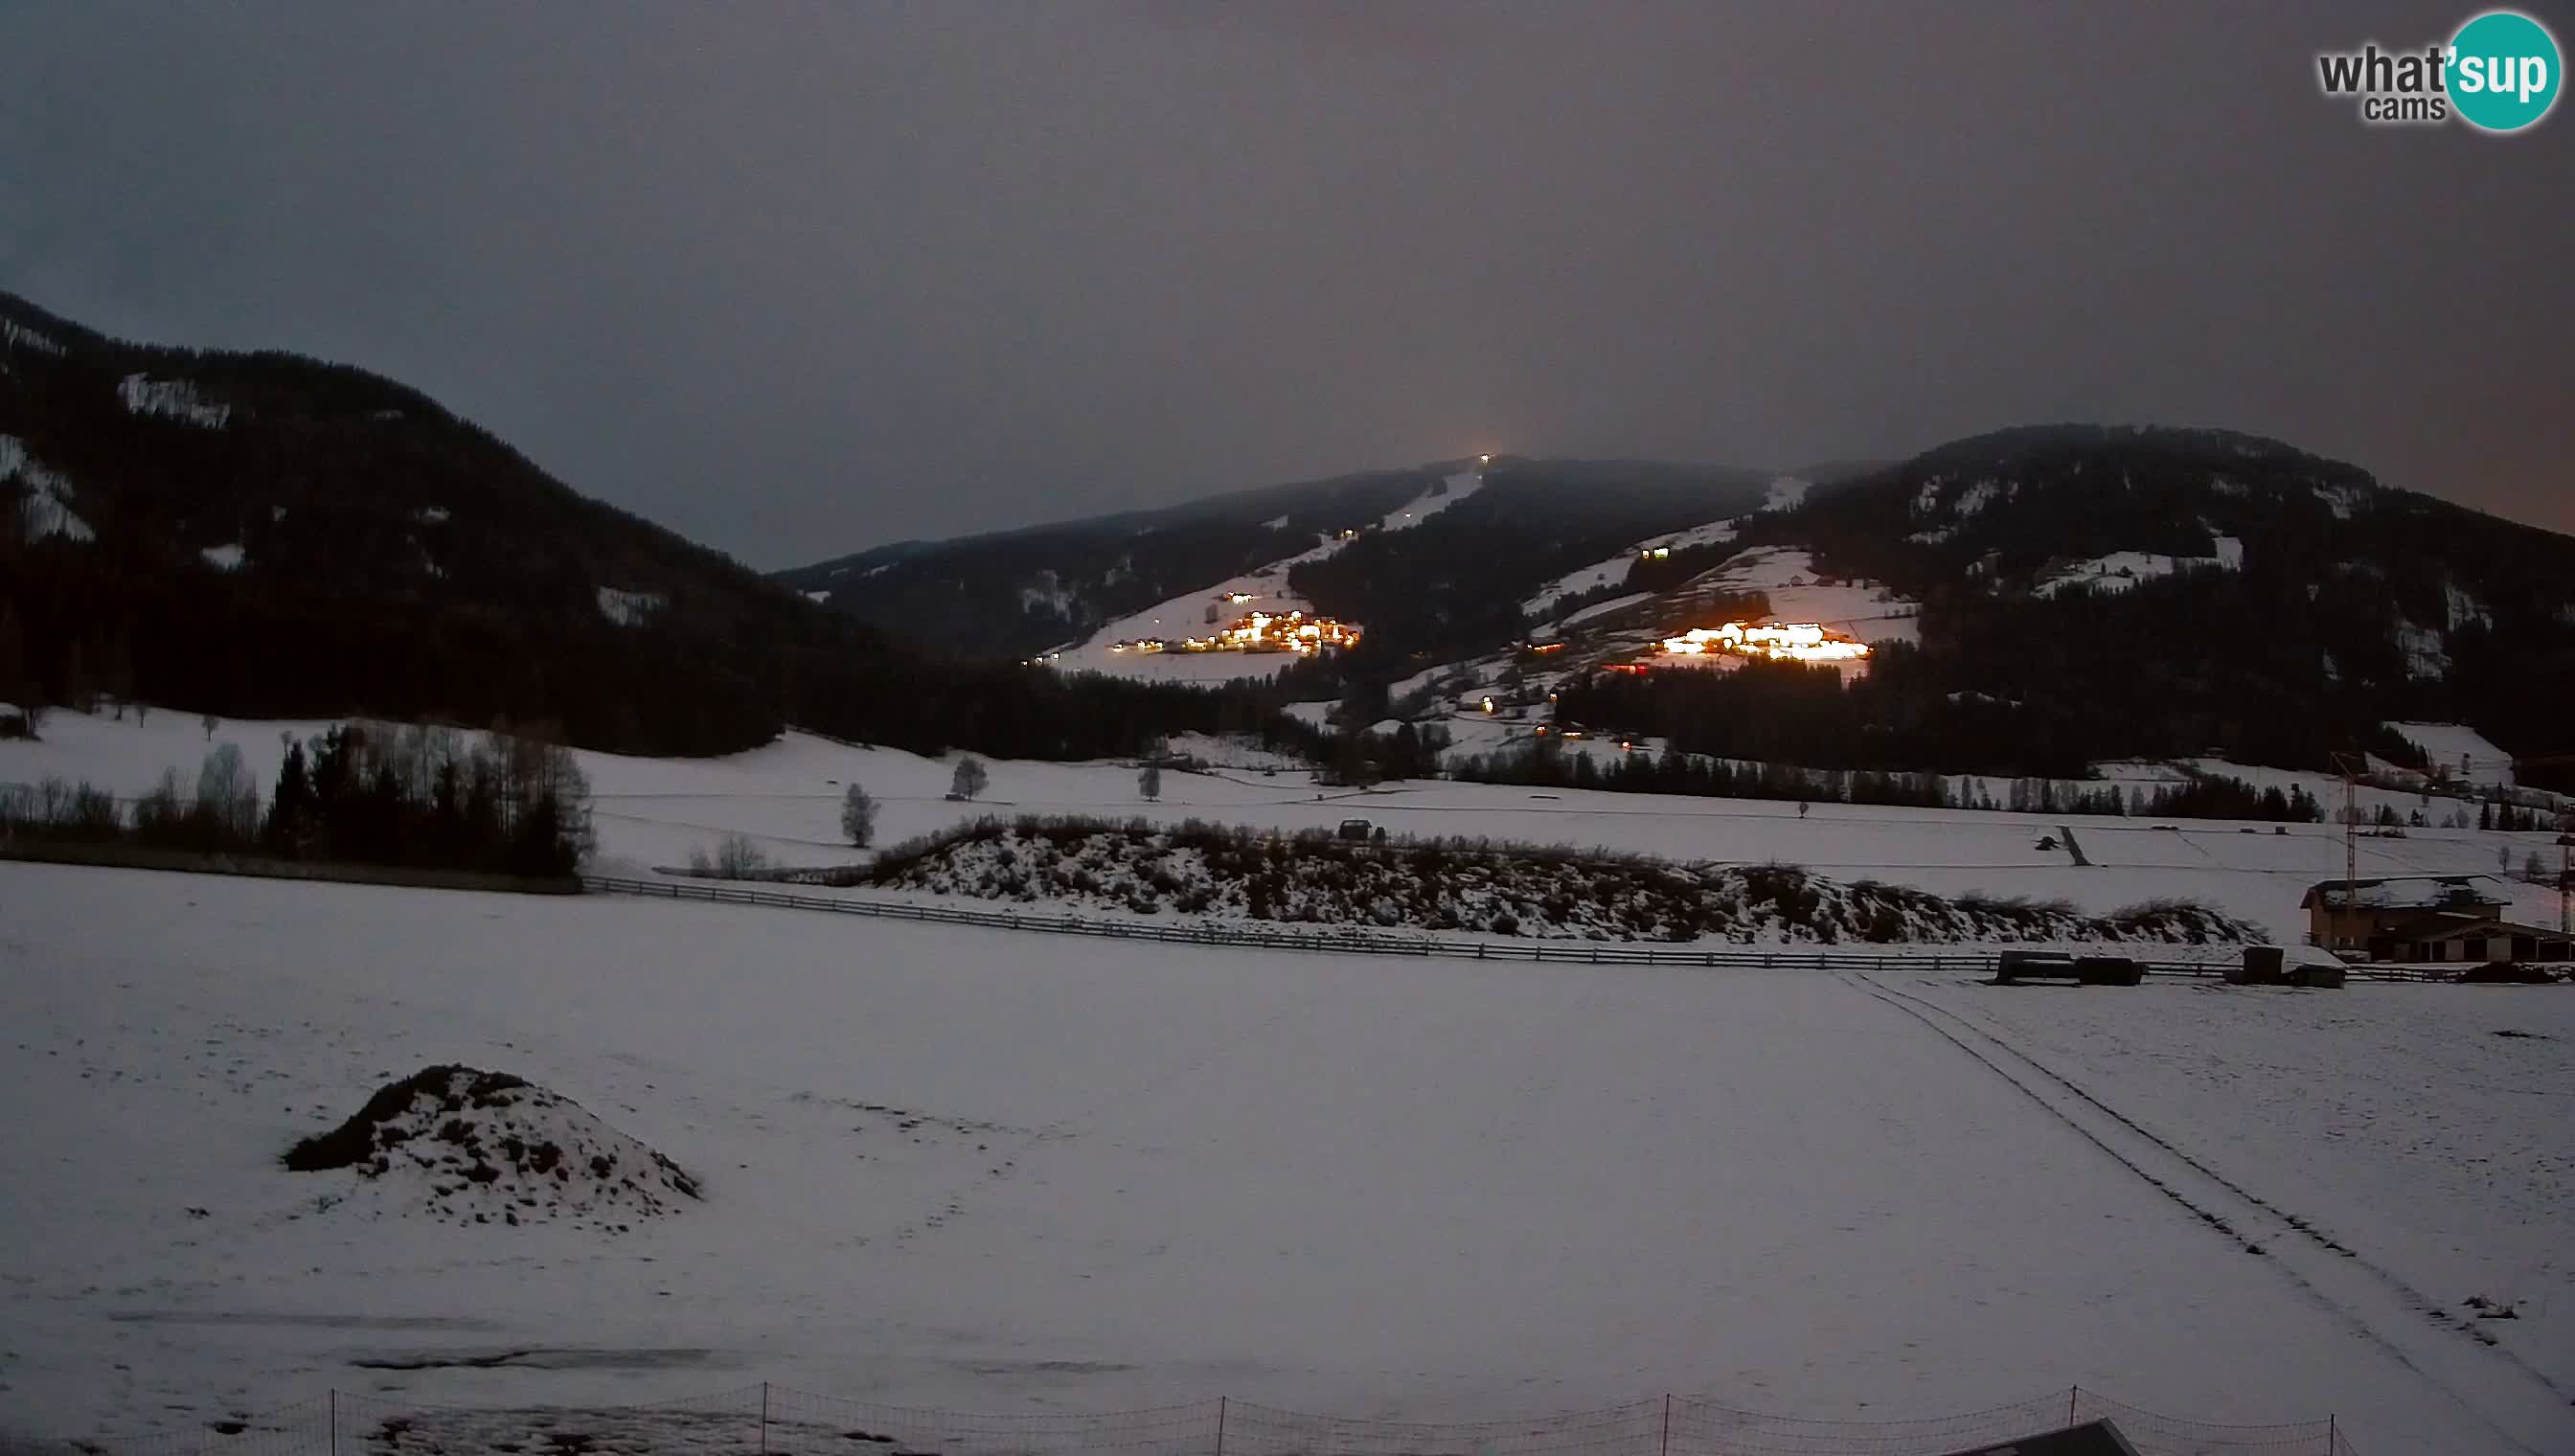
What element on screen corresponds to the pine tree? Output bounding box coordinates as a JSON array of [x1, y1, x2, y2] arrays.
[[266, 740, 312, 853]]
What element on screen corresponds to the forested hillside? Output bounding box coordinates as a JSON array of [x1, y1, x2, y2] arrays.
[[1555, 426, 2575, 783], [0, 291, 1275, 760]]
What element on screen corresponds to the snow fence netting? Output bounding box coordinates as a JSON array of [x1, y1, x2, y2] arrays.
[[6, 1386, 2356, 1456]]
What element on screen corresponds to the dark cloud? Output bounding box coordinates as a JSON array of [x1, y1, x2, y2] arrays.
[[2, 2, 2566, 566]]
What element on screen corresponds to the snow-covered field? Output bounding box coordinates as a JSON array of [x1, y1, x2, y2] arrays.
[[8, 708, 2569, 944], [2, 862, 2567, 1455]]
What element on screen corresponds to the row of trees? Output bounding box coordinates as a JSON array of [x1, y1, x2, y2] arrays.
[[1, 721, 594, 876], [1447, 739, 2330, 823]]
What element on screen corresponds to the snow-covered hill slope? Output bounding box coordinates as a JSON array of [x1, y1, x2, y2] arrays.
[[1050, 470, 1489, 682], [1669, 546, 1919, 648], [1520, 516, 1743, 618]]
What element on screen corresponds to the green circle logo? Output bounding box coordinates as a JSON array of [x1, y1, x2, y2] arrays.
[[2449, 11, 2562, 131]]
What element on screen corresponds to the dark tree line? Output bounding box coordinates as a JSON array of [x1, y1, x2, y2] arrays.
[[1447, 739, 2326, 822], [3, 721, 595, 877]]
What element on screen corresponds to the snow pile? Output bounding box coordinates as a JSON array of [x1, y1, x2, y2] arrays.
[[200, 543, 245, 571], [2033, 542, 2243, 598], [284, 1065, 700, 1231], [414, 506, 451, 525], [866, 818, 2260, 945], [803, 588, 831, 603], [118, 374, 232, 428], [2, 434, 94, 542], [595, 586, 665, 626]]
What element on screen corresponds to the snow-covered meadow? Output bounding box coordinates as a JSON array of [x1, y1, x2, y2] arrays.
[[2, 861, 2569, 1456], [6, 707, 2569, 944]]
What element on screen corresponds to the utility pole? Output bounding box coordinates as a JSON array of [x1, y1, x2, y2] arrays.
[[2557, 832, 2573, 940], [2331, 752, 2368, 952]]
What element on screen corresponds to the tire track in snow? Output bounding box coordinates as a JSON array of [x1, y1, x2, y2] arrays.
[[1882, 978, 2571, 1398], [1884, 982, 2568, 1376], [1847, 975, 2568, 1456]]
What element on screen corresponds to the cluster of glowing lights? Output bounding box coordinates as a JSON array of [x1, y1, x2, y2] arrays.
[[1108, 608, 1360, 657], [1657, 621, 1871, 664]]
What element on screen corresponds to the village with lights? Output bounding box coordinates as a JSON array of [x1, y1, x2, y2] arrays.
[[1654, 620, 1871, 666], [1105, 603, 1363, 658]]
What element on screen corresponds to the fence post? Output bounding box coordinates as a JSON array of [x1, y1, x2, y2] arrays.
[[330, 1389, 337, 1456], [2327, 1413, 2336, 1453], [1659, 1394, 1671, 1456], [2066, 1385, 2078, 1427], [1214, 1395, 1227, 1456], [761, 1381, 770, 1454]]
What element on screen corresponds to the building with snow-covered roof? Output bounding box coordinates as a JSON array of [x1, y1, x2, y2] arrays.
[[2299, 875, 2568, 964]]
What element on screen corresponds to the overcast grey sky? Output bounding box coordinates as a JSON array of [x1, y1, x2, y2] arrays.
[[2, 2, 2567, 567]]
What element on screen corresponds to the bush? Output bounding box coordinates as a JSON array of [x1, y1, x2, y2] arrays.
[[692, 832, 773, 879]]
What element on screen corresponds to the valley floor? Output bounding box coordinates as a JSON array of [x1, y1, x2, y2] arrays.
[[9, 709, 2570, 945], [1, 863, 2567, 1455]]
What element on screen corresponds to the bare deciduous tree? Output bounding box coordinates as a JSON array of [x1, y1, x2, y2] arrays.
[[196, 743, 259, 838], [840, 783, 878, 848]]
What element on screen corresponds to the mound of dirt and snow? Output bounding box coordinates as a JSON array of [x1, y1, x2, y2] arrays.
[[285, 1066, 700, 1230], [868, 817, 2259, 944]]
